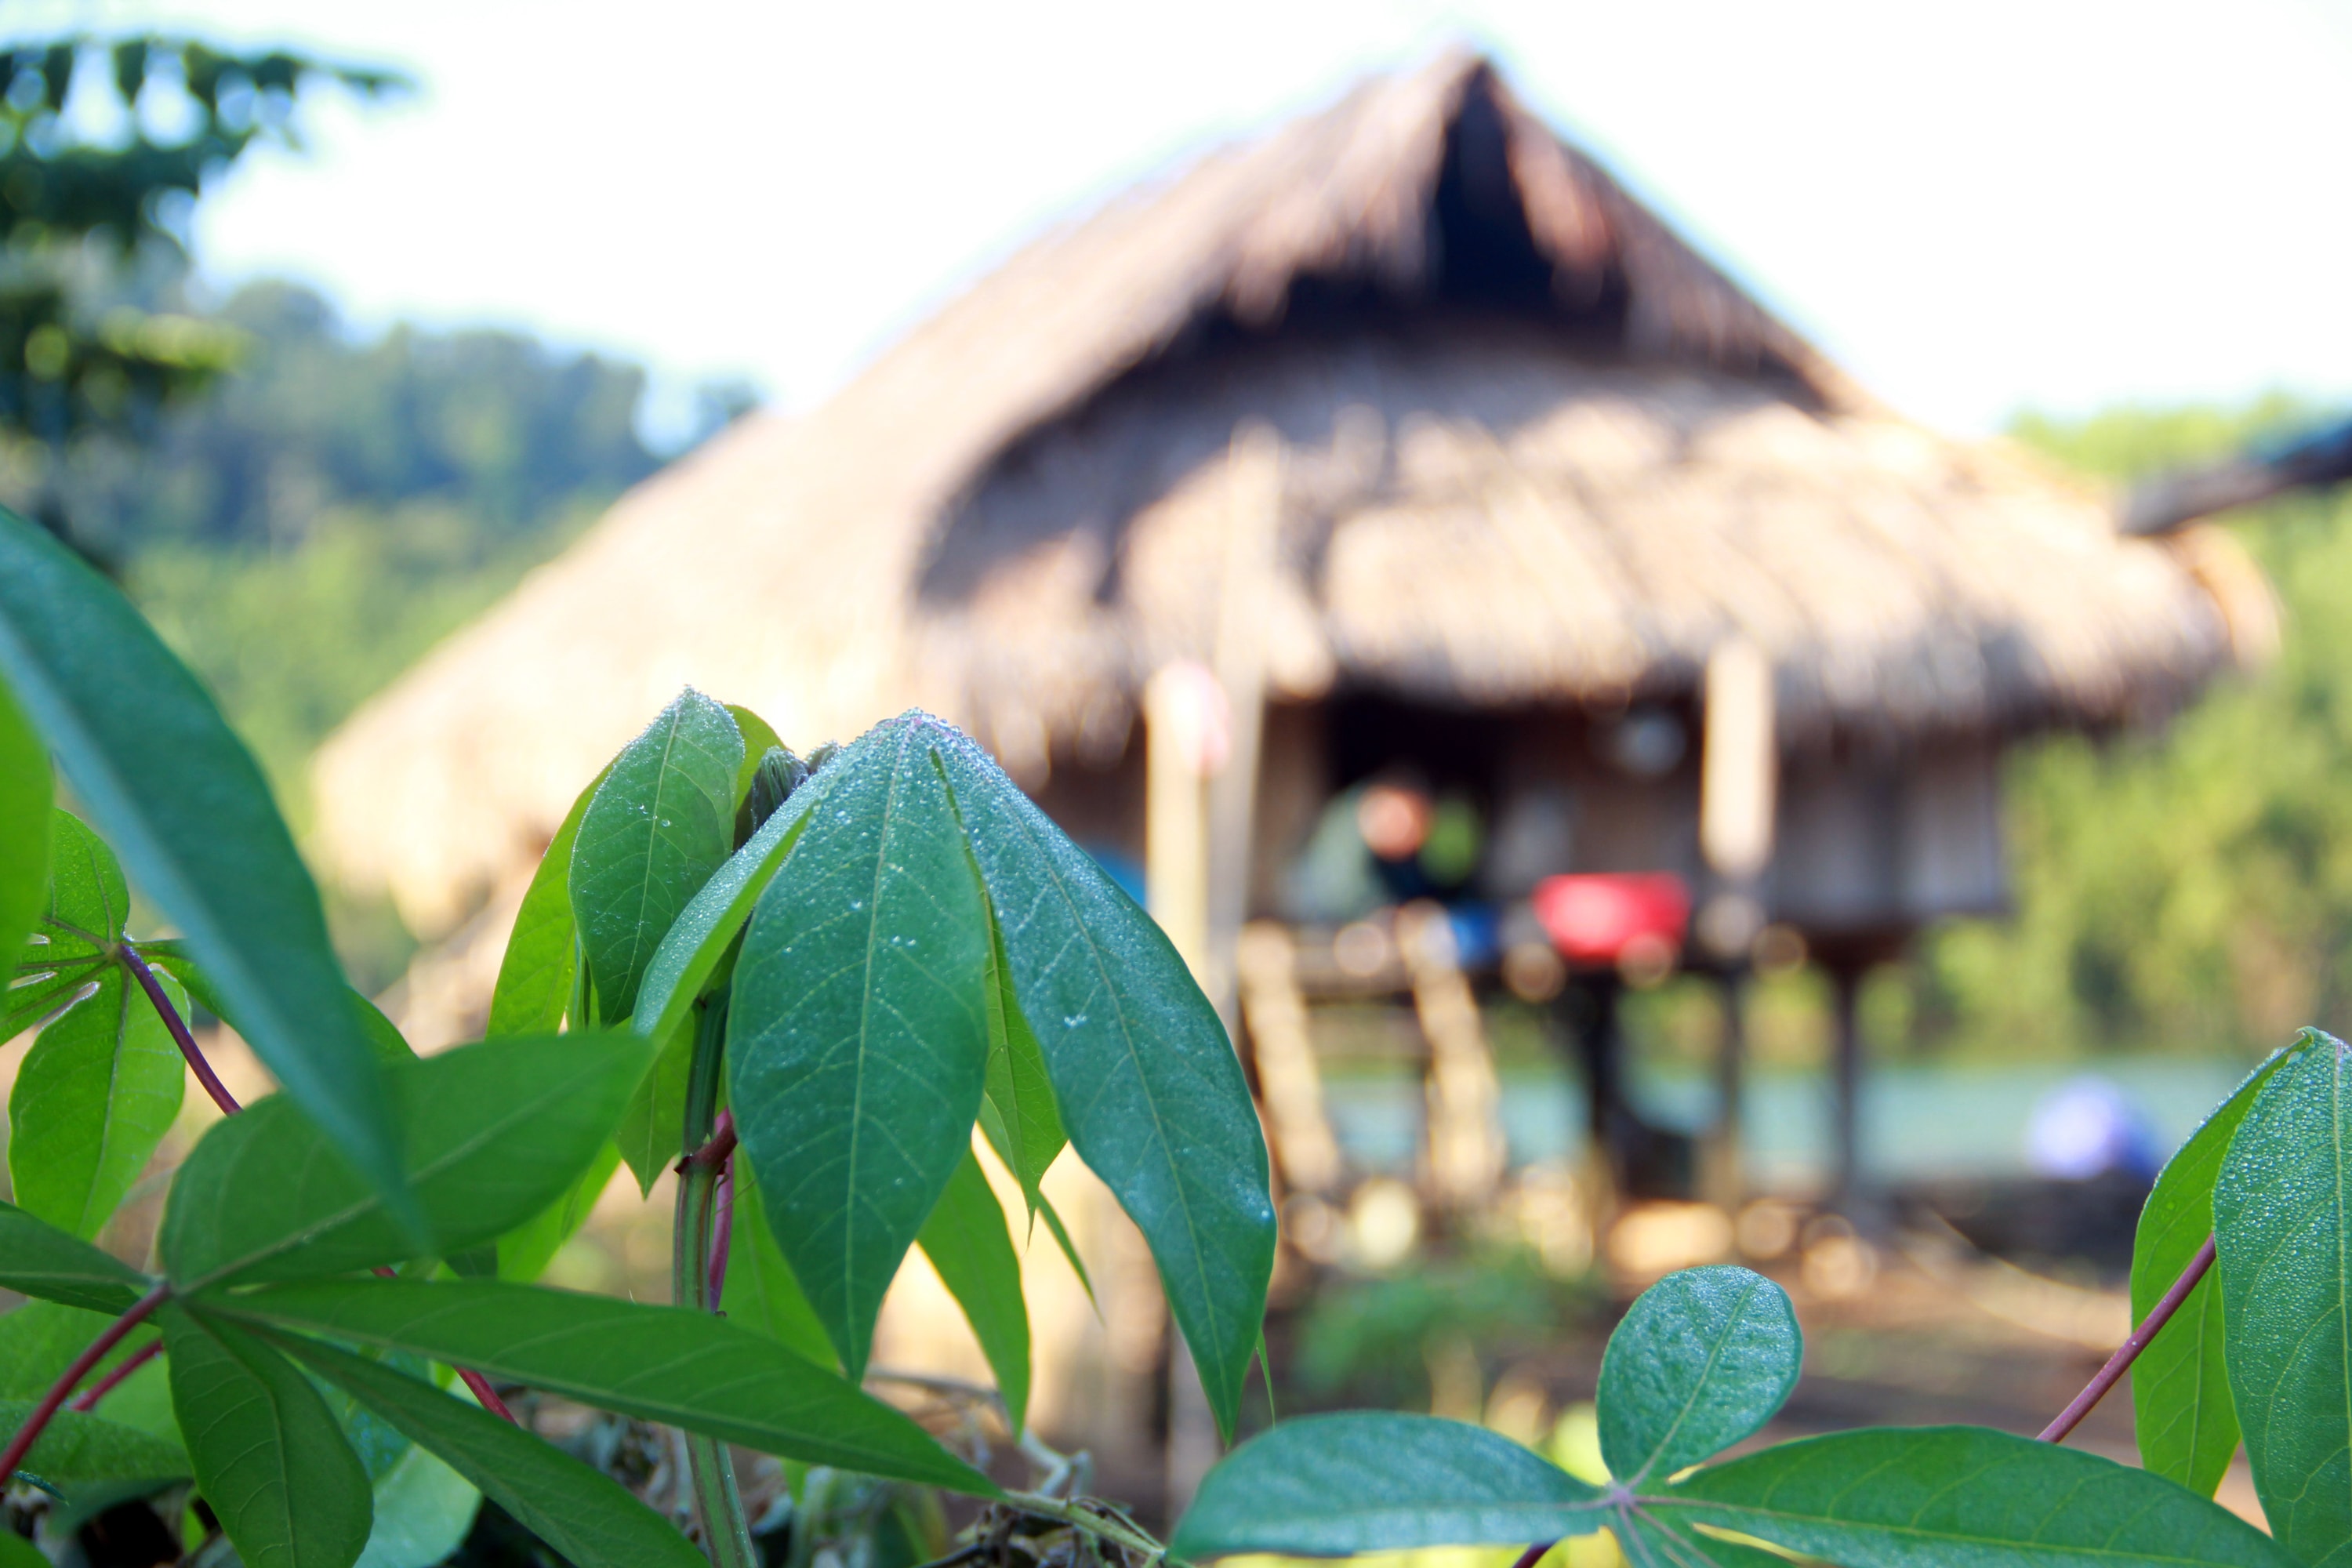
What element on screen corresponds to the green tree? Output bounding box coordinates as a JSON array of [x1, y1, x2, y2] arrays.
[[84, 282, 671, 825], [0, 34, 398, 558], [1914, 397, 2352, 1057]]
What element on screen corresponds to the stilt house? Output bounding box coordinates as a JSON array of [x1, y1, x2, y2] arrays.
[[314, 52, 2267, 1217]]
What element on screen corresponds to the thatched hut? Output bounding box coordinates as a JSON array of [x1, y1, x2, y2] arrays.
[[315, 51, 2266, 1210]]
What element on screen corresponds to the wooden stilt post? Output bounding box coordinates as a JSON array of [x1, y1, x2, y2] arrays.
[[1697, 639, 1773, 1213], [1704, 971, 1747, 1210], [1144, 661, 1219, 1514], [1829, 960, 1864, 1210], [1167, 424, 1283, 1517], [1204, 425, 1282, 1030]]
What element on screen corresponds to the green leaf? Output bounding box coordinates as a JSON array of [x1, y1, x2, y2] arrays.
[[0, 1530, 43, 1566], [0, 1199, 152, 1312], [2216, 1029, 2352, 1565], [916, 1146, 1031, 1433], [975, 878, 1066, 1213], [354, 1441, 480, 1568], [729, 720, 993, 1380], [350, 991, 414, 1064], [0, 511, 408, 1235], [1171, 1412, 1606, 1559], [487, 767, 604, 1037], [0, 1397, 186, 1500], [164, 1308, 373, 1568], [570, 688, 742, 1022], [721, 1152, 837, 1367], [162, 1033, 650, 1290], [0, 964, 89, 1044], [0, 1301, 157, 1399], [43, 808, 128, 941], [268, 1330, 705, 1568], [631, 760, 830, 1050], [209, 1277, 995, 1495], [2132, 1044, 2291, 1496], [1598, 1265, 1800, 1486], [613, 1004, 695, 1196], [9, 967, 187, 1239], [0, 677, 49, 971], [318, 1357, 495, 1559], [9, 812, 128, 1040], [1659, 1425, 2293, 1568], [935, 720, 1274, 1441], [498, 1141, 623, 1283]]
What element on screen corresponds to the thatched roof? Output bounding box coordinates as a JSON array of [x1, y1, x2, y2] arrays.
[[313, 50, 2245, 936]]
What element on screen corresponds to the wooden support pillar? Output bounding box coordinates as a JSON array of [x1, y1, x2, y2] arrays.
[[1167, 425, 1283, 1519], [1553, 974, 1626, 1213], [1702, 972, 1747, 1210], [1828, 960, 1864, 1209], [1144, 664, 1216, 984], [1144, 661, 1219, 1515], [1697, 639, 1772, 1211], [1204, 425, 1282, 1033]]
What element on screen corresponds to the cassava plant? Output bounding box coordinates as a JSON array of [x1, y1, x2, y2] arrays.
[[1168, 1048, 2352, 1566], [0, 503, 1273, 1565], [4, 480, 2352, 1568]]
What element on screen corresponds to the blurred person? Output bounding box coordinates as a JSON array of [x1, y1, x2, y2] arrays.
[[2024, 1075, 2162, 1183]]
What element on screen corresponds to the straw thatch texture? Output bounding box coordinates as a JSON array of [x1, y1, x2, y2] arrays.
[[913, 319, 2228, 780], [313, 51, 2238, 936]]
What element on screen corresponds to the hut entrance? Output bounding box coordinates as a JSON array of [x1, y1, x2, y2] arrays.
[[1194, 689, 1734, 1229], [1111, 664, 2016, 1240]]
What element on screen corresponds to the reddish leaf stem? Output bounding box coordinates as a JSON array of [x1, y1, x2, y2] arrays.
[[368, 1265, 519, 1424], [1506, 1541, 1555, 1568], [1, 1282, 171, 1486], [709, 1143, 736, 1305], [682, 1113, 738, 1174], [456, 1367, 517, 1422], [68, 1338, 162, 1412], [703, 1109, 738, 1301], [2038, 1232, 2217, 1444], [120, 943, 240, 1116]]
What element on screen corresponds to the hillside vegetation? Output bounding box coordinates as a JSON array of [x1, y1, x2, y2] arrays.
[[1913, 399, 2352, 1058]]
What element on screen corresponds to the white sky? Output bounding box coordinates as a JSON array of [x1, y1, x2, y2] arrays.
[[18, 0, 2352, 440]]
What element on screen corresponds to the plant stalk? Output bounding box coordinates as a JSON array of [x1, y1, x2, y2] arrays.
[[1504, 1543, 1555, 1568], [998, 1490, 1167, 1561], [2038, 1233, 2217, 1444], [68, 1337, 162, 1412], [2, 1282, 171, 1486], [121, 943, 239, 1115], [708, 1139, 736, 1304], [673, 996, 758, 1568]]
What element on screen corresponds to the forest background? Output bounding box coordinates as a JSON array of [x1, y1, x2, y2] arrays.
[[2, 273, 755, 988]]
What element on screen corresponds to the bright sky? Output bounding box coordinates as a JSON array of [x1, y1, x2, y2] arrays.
[[22, 0, 2352, 441]]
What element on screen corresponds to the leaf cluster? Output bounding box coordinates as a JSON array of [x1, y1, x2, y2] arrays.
[[1178, 1265, 2292, 1568], [0, 503, 1274, 1565]]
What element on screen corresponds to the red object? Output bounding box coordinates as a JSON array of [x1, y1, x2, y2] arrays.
[[1530, 873, 1690, 964]]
